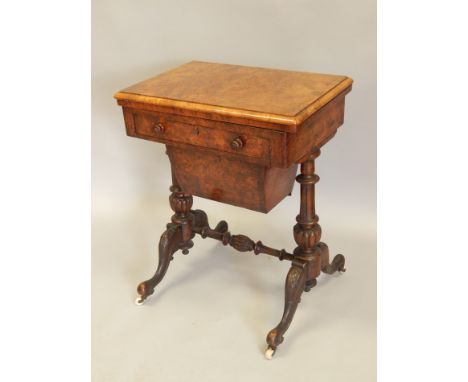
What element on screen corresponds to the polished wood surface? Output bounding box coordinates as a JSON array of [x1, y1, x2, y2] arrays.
[[115, 62, 352, 358], [115, 61, 352, 131], [134, 111, 272, 164], [166, 146, 298, 212], [133, 155, 346, 357], [120, 92, 347, 167], [119, 84, 348, 212]]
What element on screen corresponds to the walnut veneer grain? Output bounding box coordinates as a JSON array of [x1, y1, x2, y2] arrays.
[[115, 61, 353, 358], [115, 61, 352, 131]]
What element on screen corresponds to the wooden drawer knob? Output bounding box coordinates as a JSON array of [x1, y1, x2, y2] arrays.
[[230, 136, 245, 150], [153, 122, 165, 133]]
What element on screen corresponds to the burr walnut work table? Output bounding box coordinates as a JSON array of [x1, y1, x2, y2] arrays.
[[114, 61, 353, 359]]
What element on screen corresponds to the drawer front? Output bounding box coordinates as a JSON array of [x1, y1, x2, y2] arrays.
[[132, 111, 271, 162]]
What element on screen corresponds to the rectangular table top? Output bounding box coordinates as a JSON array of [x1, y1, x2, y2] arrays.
[[114, 61, 352, 132]]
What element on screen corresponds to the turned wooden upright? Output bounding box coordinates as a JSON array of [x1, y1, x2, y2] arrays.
[[114, 61, 352, 359]]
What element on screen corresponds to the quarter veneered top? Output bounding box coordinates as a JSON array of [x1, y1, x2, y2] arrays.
[[114, 61, 352, 132]]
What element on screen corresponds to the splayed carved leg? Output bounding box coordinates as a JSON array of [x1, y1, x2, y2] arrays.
[[265, 152, 317, 359], [265, 149, 346, 358], [132, 149, 347, 358], [265, 260, 307, 358], [318, 242, 346, 274], [135, 181, 194, 305], [135, 224, 184, 305]]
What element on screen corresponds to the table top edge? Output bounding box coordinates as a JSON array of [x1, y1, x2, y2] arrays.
[[114, 77, 352, 131]]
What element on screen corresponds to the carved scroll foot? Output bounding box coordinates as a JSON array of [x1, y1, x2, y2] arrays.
[[191, 209, 209, 231], [304, 278, 317, 292], [190, 210, 229, 244], [214, 220, 229, 234], [318, 242, 346, 274], [135, 224, 184, 305], [190, 210, 228, 237], [266, 261, 307, 356]]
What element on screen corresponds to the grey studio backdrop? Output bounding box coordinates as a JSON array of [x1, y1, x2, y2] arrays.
[[92, 1, 375, 381]]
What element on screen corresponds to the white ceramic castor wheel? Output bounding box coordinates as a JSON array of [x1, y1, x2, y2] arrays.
[[134, 296, 145, 306], [264, 346, 276, 360]]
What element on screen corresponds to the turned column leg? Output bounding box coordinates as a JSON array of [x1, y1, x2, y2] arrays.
[[294, 149, 323, 290], [265, 150, 320, 358], [294, 150, 346, 283], [135, 177, 194, 305], [265, 148, 346, 358]]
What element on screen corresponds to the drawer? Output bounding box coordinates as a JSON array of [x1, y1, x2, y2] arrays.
[[131, 111, 271, 163]]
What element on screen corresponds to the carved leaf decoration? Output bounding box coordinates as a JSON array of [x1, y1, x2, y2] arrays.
[[229, 235, 255, 252]]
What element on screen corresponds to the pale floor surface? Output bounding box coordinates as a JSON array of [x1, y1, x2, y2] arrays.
[[92, 199, 376, 382]]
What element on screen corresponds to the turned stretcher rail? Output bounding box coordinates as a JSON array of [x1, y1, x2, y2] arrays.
[[191, 213, 295, 262]]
